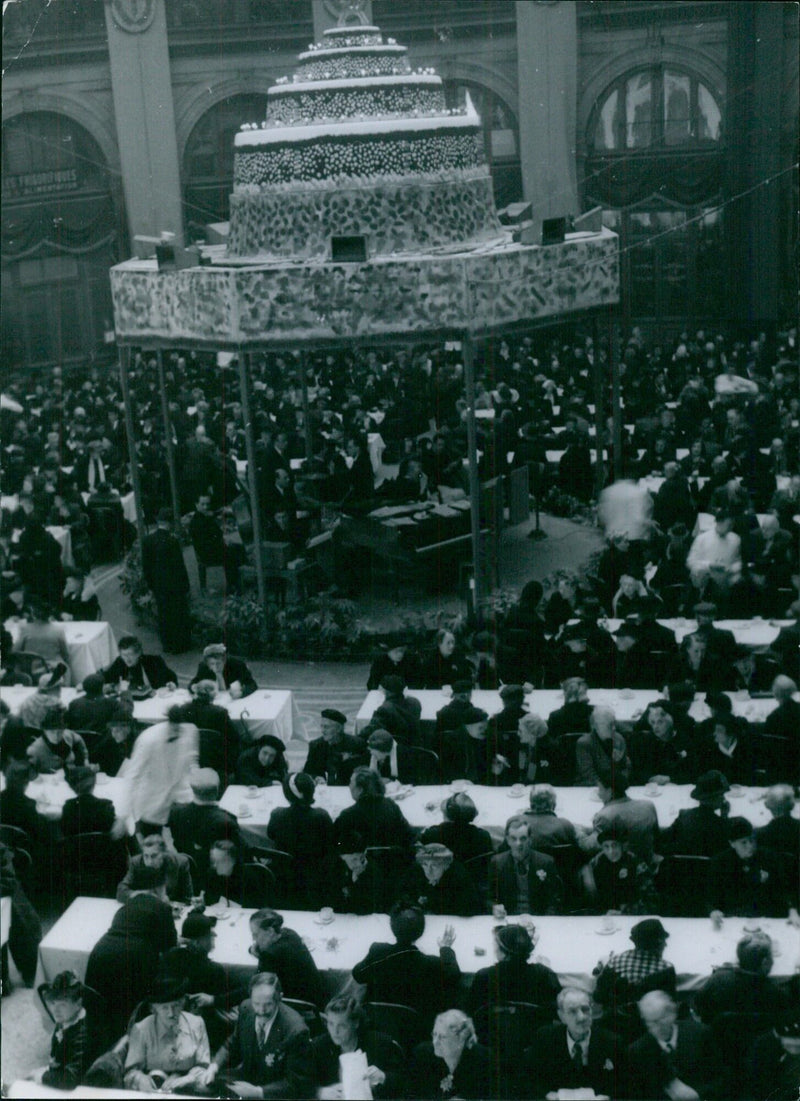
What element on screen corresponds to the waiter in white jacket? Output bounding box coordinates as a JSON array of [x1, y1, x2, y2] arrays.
[[114, 704, 198, 839]]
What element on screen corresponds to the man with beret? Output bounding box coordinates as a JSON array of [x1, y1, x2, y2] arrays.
[[103, 635, 178, 693], [435, 680, 477, 734], [189, 643, 257, 699], [364, 728, 438, 785], [731, 643, 781, 695], [709, 817, 799, 922], [360, 675, 422, 747], [304, 709, 363, 785], [693, 601, 737, 665], [65, 672, 132, 733], [141, 508, 191, 653], [485, 684, 527, 781], [662, 770, 732, 857]]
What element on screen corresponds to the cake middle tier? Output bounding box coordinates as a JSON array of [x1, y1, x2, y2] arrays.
[[227, 168, 502, 259], [234, 122, 484, 186]]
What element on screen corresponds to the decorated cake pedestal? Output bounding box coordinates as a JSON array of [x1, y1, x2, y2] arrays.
[[110, 16, 619, 614]]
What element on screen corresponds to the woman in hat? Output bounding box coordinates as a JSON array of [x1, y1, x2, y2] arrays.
[[419, 629, 473, 690], [27, 705, 90, 775], [236, 734, 288, 788], [30, 971, 92, 1089], [747, 1011, 800, 1100], [332, 830, 386, 915], [366, 635, 419, 692], [124, 975, 211, 1094], [189, 642, 256, 699], [465, 923, 561, 1023], [267, 772, 336, 909], [397, 843, 483, 917], [581, 824, 653, 915]]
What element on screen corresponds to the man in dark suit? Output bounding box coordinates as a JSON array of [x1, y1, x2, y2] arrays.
[[763, 675, 800, 783], [189, 643, 257, 699], [695, 929, 790, 1024], [693, 602, 737, 666], [522, 986, 619, 1099], [628, 990, 722, 1099], [65, 673, 132, 733], [249, 909, 325, 1008], [303, 709, 363, 785], [167, 768, 239, 888], [363, 728, 438, 785], [61, 765, 116, 836], [758, 783, 800, 860], [103, 635, 177, 692], [206, 972, 312, 1098], [141, 509, 191, 653], [662, 770, 731, 857], [487, 815, 562, 916], [708, 817, 795, 920], [352, 902, 461, 1031], [177, 681, 240, 777]]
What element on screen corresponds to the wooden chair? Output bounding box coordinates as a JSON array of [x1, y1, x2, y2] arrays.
[[462, 850, 494, 894], [11, 651, 49, 681], [59, 831, 128, 899], [473, 1000, 552, 1050], [710, 1011, 778, 1099], [283, 997, 324, 1037], [0, 824, 31, 851]]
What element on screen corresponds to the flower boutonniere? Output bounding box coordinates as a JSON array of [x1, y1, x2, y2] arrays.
[[678, 749, 687, 758], [604, 1059, 614, 1071], [419, 896, 428, 908], [440, 1073, 454, 1093], [618, 868, 629, 879], [760, 869, 769, 883], [264, 1053, 276, 1068], [536, 868, 547, 881]]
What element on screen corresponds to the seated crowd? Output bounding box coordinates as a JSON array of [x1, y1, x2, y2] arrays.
[[1, 325, 799, 1098]]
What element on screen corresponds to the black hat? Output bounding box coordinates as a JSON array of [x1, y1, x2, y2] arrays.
[[321, 708, 347, 726], [614, 620, 639, 639], [694, 601, 717, 618], [461, 705, 489, 726], [452, 680, 473, 696], [727, 816, 755, 842], [691, 770, 730, 802], [256, 734, 286, 755], [182, 912, 217, 939], [630, 918, 669, 947], [500, 684, 525, 702], [156, 507, 173, 524], [41, 970, 86, 1000], [597, 822, 628, 845], [147, 975, 189, 1004]]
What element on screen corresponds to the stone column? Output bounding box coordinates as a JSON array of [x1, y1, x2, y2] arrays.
[[312, 0, 373, 40], [515, 1, 579, 226], [103, 0, 184, 245]]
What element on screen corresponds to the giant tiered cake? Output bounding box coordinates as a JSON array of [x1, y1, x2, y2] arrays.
[[226, 22, 503, 258]]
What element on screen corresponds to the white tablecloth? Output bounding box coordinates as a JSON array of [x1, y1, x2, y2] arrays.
[[46, 526, 74, 569], [367, 432, 385, 473], [6, 620, 118, 684], [1, 684, 301, 743], [219, 781, 795, 846], [128, 687, 300, 744], [36, 897, 800, 993], [600, 617, 786, 649], [14, 769, 128, 821], [695, 512, 771, 535], [1, 895, 11, 949], [355, 687, 780, 732]]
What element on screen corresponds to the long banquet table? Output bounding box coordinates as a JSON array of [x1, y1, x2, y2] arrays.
[[36, 897, 800, 997], [5, 620, 118, 684], [0, 685, 301, 744], [354, 687, 782, 733], [219, 781, 797, 847]]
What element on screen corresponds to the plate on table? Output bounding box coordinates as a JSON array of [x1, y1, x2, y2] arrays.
[[508, 786, 527, 799], [313, 916, 335, 927], [595, 926, 620, 936], [237, 806, 253, 819]]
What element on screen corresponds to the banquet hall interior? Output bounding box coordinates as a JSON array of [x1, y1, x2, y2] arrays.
[[1, 1, 799, 1098]]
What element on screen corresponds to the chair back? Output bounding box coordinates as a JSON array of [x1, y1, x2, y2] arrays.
[[283, 997, 324, 1037], [231, 495, 253, 546], [463, 850, 494, 893], [197, 727, 229, 780], [59, 831, 128, 899], [364, 846, 412, 883], [12, 651, 49, 680], [710, 1011, 779, 1099], [0, 669, 32, 686], [656, 853, 711, 916], [246, 847, 294, 907], [546, 843, 585, 888], [240, 860, 279, 908], [0, 823, 30, 850], [364, 1001, 423, 1055], [473, 1001, 550, 1050]]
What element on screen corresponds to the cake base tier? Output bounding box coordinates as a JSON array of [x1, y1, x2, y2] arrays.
[[110, 229, 619, 347], [227, 172, 502, 259]]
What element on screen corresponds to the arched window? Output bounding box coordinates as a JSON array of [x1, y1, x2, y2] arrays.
[[585, 66, 724, 330], [183, 94, 267, 240], [1, 111, 121, 368], [443, 80, 522, 207]]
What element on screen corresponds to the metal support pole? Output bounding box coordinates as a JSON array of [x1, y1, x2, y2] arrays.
[[463, 330, 483, 622], [592, 314, 606, 496], [118, 345, 147, 547], [300, 350, 314, 461], [238, 351, 268, 612], [609, 312, 623, 481], [156, 348, 181, 527]]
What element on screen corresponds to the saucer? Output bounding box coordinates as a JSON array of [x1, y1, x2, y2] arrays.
[[595, 927, 619, 936], [237, 807, 252, 819], [313, 916, 335, 926], [245, 791, 261, 800], [508, 788, 526, 799], [644, 789, 662, 799]]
